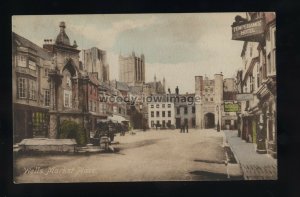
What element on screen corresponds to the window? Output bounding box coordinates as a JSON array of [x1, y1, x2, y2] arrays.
[[156, 111, 160, 117], [64, 90, 72, 108], [184, 107, 188, 114], [28, 79, 36, 100], [66, 76, 71, 88], [151, 111, 154, 117], [210, 88, 213, 92], [177, 107, 180, 115], [210, 97, 213, 101], [151, 104, 154, 108], [162, 120, 166, 127], [17, 55, 26, 67], [156, 121, 160, 126], [18, 77, 27, 98], [162, 111, 165, 117], [89, 101, 92, 111], [44, 68, 49, 77], [162, 104, 165, 108], [205, 98, 208, 101], [168, 111, 171, 117], [44, 89, 50, 106], [156, 104, 159, 108], [267, 54, 271, 75], [28, 60, 36, 70], [192, 106, 195, 113], [167, 104, 171, 108], [168, 120, 171, 126], [94, 101, 97, 112]]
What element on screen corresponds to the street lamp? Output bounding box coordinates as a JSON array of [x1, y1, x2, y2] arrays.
[[140, 104, 144, 131], [216, 105, 220, 132]]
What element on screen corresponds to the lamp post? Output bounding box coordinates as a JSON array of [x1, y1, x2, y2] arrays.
[[216, 105, 220, 132], [140, 104, 144, 131]]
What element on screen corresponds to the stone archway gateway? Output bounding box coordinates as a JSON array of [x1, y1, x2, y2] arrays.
[[204, 113, 215, 129]]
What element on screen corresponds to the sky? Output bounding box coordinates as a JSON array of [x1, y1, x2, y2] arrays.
[[12, 13, 245, 94]]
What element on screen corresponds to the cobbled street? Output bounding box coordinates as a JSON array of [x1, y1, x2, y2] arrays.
[[14, 129, 243, 183]]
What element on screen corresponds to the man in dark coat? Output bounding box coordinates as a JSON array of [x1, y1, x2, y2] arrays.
[[186, 123, 189, 133]]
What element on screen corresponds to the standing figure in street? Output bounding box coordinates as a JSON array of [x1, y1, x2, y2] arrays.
[[182, 124, 185, 133], [185, 123, 189, 133], [180, 124, 183, 133]]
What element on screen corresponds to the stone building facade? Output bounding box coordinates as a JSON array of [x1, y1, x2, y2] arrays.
[[148, 100, 175, 129], [119, 52, 145, 86], [81, 47, 109, 82], [232, 12, 276, 157], [174, 94, 196, 129], [12, 21, 106, 143], [12, 32, 53, 143], [195, 74, 224, 129]]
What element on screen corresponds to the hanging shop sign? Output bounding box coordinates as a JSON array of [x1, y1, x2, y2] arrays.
[[232, 18, 265, 41], [236, 93, 254, 101], [224, 103, 241, 112]]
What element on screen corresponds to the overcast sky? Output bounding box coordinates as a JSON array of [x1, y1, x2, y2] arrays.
[[12, 13, 245, 94]]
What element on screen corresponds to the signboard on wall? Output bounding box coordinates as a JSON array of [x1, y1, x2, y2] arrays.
[[224, 103, 241, 112], [236, 93, 254, 101], [232, 18, 265, 41]]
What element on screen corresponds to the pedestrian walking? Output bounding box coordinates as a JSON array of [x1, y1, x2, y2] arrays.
[[185, 123, 189, 133], [180, 124, 183, 133]]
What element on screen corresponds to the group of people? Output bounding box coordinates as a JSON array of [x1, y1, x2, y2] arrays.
[[180, 123, 189, 133]]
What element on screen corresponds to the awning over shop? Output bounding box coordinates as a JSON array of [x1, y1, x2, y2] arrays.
[[107, 115, 128, 123]]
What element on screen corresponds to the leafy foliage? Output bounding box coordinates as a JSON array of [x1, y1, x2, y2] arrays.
[[59, 120, 87, 145]]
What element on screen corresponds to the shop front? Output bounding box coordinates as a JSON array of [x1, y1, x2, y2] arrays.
[[13, 103, 49, 143]]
